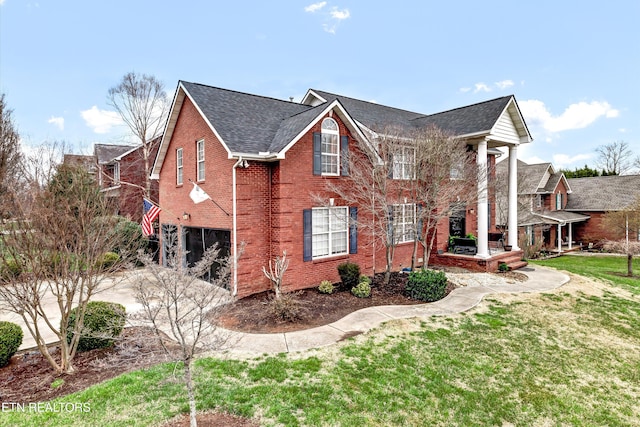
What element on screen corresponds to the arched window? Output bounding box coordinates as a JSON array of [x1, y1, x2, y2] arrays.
[[321, 118, 339, 175]]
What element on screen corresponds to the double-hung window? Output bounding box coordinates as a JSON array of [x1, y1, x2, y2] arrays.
[[393, 146, 415, 180], [555, 193, 562, 210], [312, 206, 348, 258], [392, 203, 416, 243], [321, 118, 339, 175], [196, 139, 205, 181], [176, 148, 183, 185]]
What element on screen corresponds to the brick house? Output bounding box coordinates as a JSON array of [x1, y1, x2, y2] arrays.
[[496, 160, 589, 252], [565, 175, 640, 245], [497, 161, 640, 250], [151, 81, 532, 297], [95, 141, 160, 223]]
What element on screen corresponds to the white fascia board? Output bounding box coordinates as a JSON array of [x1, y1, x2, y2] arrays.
[[276, 100, 369, 159], [300, 89, 327, 106], [151, 83, 185, 177]]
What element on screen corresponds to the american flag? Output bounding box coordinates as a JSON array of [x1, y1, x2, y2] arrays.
[[141, 198, 161, 236]]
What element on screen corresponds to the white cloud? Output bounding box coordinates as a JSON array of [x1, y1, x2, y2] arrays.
[[48, 116, 64, 131], [519, 99, 619, 133], [306, 2, 350, 34], [330, 7, 350, 20], [459, 87, 471, 93], [495, 79, 514, 90], [474, 83, 491, 93], [552, 153, 593, 168], [81, 106, 122, 134], [0, 0, 6, 6], [304, 1, 326, 12]]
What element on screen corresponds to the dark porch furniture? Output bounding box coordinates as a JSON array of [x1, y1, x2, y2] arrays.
[[451, 237, 477, 255]]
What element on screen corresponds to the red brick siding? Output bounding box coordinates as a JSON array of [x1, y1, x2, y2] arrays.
[[158, 96, 234, 241]]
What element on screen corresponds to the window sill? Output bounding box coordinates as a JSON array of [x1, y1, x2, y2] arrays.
[[311, 254, 349, 263]]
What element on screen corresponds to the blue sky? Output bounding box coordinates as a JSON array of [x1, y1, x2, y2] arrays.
[[1, 0, 638, 171]]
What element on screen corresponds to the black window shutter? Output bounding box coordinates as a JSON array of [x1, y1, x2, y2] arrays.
[[313, 132, 322, 175], [388, 153, 394, 179], [341, 135, 349, 176], [349, 206, 357, 254], [303, 209, 312, 261]]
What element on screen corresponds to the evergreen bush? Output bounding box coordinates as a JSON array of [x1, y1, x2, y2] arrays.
[[64, 301, 126, 352], [337, 262, 360, 289], [351, 281, 371, 298], [0, 321, 23, 367], [405, 269, 448, 302], [318, 280, 335, 294]]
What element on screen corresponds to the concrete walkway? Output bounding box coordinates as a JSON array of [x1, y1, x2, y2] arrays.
[[221, 266, 569, 356], [3, 266, 569, 354]]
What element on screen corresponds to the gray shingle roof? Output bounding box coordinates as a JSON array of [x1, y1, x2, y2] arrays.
[[565, 175, 640, 211], [310, 89, 514, 136], [180, 81, 525, 156], [94, 144, 137, 164], [182, 81, 312, 154]]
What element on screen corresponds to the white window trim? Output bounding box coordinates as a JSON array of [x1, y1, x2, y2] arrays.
[[556, 193, 561, 210], [196, 139, 205, 182], [113, 162, 120, 184], [536, 194, 542, 208], [176, 148, 183, 185], [321, 118, 340, 176], [311, 206, 349, 259], [393, 146, 415, 180], [393, 203, 416, 243]]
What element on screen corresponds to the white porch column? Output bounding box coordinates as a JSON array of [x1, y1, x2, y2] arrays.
[[557, 224, 562, 253], [476, 139, 489, 258], [508, 145, 520, 249], [568, 223, 573, 250]]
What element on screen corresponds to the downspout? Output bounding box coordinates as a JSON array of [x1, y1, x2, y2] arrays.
[[232, 156, 244, 297]]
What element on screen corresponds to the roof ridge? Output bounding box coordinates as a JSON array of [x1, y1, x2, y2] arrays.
[[310, 89, 424, 116], [416, 95, 514, 120], [181, 80, 301, 106]]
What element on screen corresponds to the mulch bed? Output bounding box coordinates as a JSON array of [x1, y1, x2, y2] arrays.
[[216, 271, 452, 333]]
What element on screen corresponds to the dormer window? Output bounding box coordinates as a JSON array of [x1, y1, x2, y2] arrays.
[[321, 118, 339, 175]]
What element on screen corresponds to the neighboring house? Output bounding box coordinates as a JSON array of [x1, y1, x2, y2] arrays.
[[496, 160, 589, 252], [497, 161, 640, 250], [95, 141, 160, 223], [151, 81, 532, 297], [565, 175, 640, 244], [62, 154, 98, 177]]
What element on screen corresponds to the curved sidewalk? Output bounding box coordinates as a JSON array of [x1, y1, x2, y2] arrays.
[[221, 266, 569, 357]]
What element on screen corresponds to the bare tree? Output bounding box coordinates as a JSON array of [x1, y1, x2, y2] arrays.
[[0, 93, 23, 219], [323, 127, 404, 284], [602, 196, 640, 277], [262, 250, 289, 299], [134, 229, 233, 427], [596, 141, 634, 175], [107, 72, 168, 199], [0, 162, 135, 373], [399, 126, 478, 268]]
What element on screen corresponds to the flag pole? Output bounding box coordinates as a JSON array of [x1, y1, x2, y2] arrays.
[[188, 179, 230, 216]]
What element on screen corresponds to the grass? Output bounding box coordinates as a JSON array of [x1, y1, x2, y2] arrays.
[[531, 253, 640, 294], [2, 255, 640, 426]]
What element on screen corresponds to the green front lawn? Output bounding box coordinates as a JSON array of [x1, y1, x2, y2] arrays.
[[531, 253, 640, 294], [3, 255, 639, 426]]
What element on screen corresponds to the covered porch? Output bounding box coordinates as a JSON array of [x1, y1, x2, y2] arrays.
[[533, 211, 590, 253]]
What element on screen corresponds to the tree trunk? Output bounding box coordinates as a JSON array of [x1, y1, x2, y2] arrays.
[[628, 253, 633, 277], [384, 246, 393, 285], [184, 357, 198, 427]]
